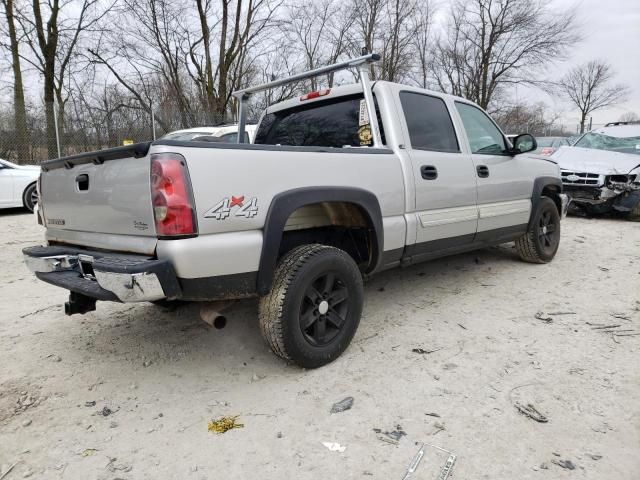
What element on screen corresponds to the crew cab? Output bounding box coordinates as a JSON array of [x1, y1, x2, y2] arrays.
[[23, 54, 568, 368]]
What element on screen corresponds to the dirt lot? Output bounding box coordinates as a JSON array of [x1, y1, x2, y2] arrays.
[[0, 210, 639, 479]]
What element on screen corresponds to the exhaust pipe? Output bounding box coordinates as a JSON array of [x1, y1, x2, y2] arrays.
[[65, 292, 97, 316]]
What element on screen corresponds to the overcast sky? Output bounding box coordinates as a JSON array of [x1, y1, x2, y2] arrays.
[[522, 0, 640, 130]]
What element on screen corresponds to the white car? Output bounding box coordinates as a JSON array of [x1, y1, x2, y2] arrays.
[[161, 124, 258, 143], [0, 159, 40, 212], [553, 122, 640, 219]]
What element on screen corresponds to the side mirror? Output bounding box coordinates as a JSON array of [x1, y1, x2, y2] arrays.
[[512, 133, 537, 154]]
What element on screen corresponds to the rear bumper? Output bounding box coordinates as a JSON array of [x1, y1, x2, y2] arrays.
[[23, 245, 181, 303]]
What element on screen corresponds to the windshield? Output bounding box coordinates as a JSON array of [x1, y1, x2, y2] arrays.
[[575, 132, 640, 155]]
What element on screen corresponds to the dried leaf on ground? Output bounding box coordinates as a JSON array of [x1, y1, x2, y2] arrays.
[[208, 415, 244, 434]]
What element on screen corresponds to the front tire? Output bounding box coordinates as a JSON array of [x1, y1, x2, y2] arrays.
[[259, 244, 364, 369], [515, 197, 561, 263], [23, 183, 38, 213]]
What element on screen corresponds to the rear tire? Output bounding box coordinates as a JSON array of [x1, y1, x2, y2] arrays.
[[515, 197, 561, 264], [258, 244, 364, 369], [23, 183, 37, 213]]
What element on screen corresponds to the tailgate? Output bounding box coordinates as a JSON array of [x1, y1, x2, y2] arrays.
[[40, 143, 156, 240]]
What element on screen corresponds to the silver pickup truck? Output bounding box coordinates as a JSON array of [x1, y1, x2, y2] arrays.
[[24, 54, 568, 368]]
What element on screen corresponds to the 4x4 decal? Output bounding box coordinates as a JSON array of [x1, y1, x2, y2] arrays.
[[204, 196, 258, 220]]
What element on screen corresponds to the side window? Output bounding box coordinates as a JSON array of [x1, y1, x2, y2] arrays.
[[455, 102, 507, 155], [400, 92, 459, 153]]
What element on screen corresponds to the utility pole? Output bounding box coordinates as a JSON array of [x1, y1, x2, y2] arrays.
[[151, 100, 157, 140], [53, 101, 62, 158]]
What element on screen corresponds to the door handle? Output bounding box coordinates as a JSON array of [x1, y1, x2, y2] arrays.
[[420, 165, 438, 180], [476, 165, 489, 178]]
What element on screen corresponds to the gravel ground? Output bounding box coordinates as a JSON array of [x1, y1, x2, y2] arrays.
[[0, 209, 639, 479]]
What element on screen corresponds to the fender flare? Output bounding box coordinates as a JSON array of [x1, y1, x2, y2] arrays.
[[256, 187, 383, 295], [528, 176, 563, 230]]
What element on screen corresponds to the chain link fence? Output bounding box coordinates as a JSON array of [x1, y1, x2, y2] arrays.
[[0, 99, 616, 166], [0, 102, 241, 165]]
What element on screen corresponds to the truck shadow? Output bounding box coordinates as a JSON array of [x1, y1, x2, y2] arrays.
[[62, 243, 523, 373], [0, 207, 31, 217]]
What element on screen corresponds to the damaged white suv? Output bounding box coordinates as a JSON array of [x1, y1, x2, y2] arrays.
[[553, 123, 640, 220]]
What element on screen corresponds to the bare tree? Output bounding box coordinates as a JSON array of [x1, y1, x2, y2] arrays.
[[1, 0, 29, 161], [493, 101, 561, 136], [284, 0, 332, 90], [409, 0, 434, 89], [282, 0, 354, 89], [618, 111, 639, 123], [557, 60, 630, 133], [375, 0, 417, 82], [434, 0, 579, 110], [17, 0, 111, 157]]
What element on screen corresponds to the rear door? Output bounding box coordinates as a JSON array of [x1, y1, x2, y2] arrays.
[[454, 102, 532, 237], [398, 91, 478, 251]]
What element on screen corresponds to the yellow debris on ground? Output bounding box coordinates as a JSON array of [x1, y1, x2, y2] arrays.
[[207, 415, 244, 434]]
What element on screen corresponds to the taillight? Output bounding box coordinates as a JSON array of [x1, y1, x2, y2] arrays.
[[299, 89, 331, 101], [540, 147, 555, 156], [150, 153, 197, 237]]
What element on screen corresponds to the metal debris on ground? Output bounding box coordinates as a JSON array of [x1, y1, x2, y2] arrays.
[[425, 412, 441, 418], [534, 312, 553, 323], [322, 442, 346, 453], [0, 462, 18, 480], [374, 425, 407, 445], [401, 443, 457, 480], [207, 415, 244, 434], [330, 396, 354, 414], [514, 402, 548, 423], [412, 348, 442, 355], [100, 406, 113, 416], [587, 322, 639, 340], [84, 401, 96, 407], [432, 422, 446, 435], [401, 443, 425, 480], [551, 459, 576, 470]]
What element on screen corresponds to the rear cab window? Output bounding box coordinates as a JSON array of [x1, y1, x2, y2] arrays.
[[254, 94, 385, 148], [400, 91, 460, 153]]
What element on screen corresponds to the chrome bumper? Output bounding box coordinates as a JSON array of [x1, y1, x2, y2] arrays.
[[23, 251, 172, 303], [559, 193, 569, 219]]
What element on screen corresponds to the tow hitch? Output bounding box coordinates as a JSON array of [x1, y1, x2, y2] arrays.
[[65, 292, 97, 316]]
